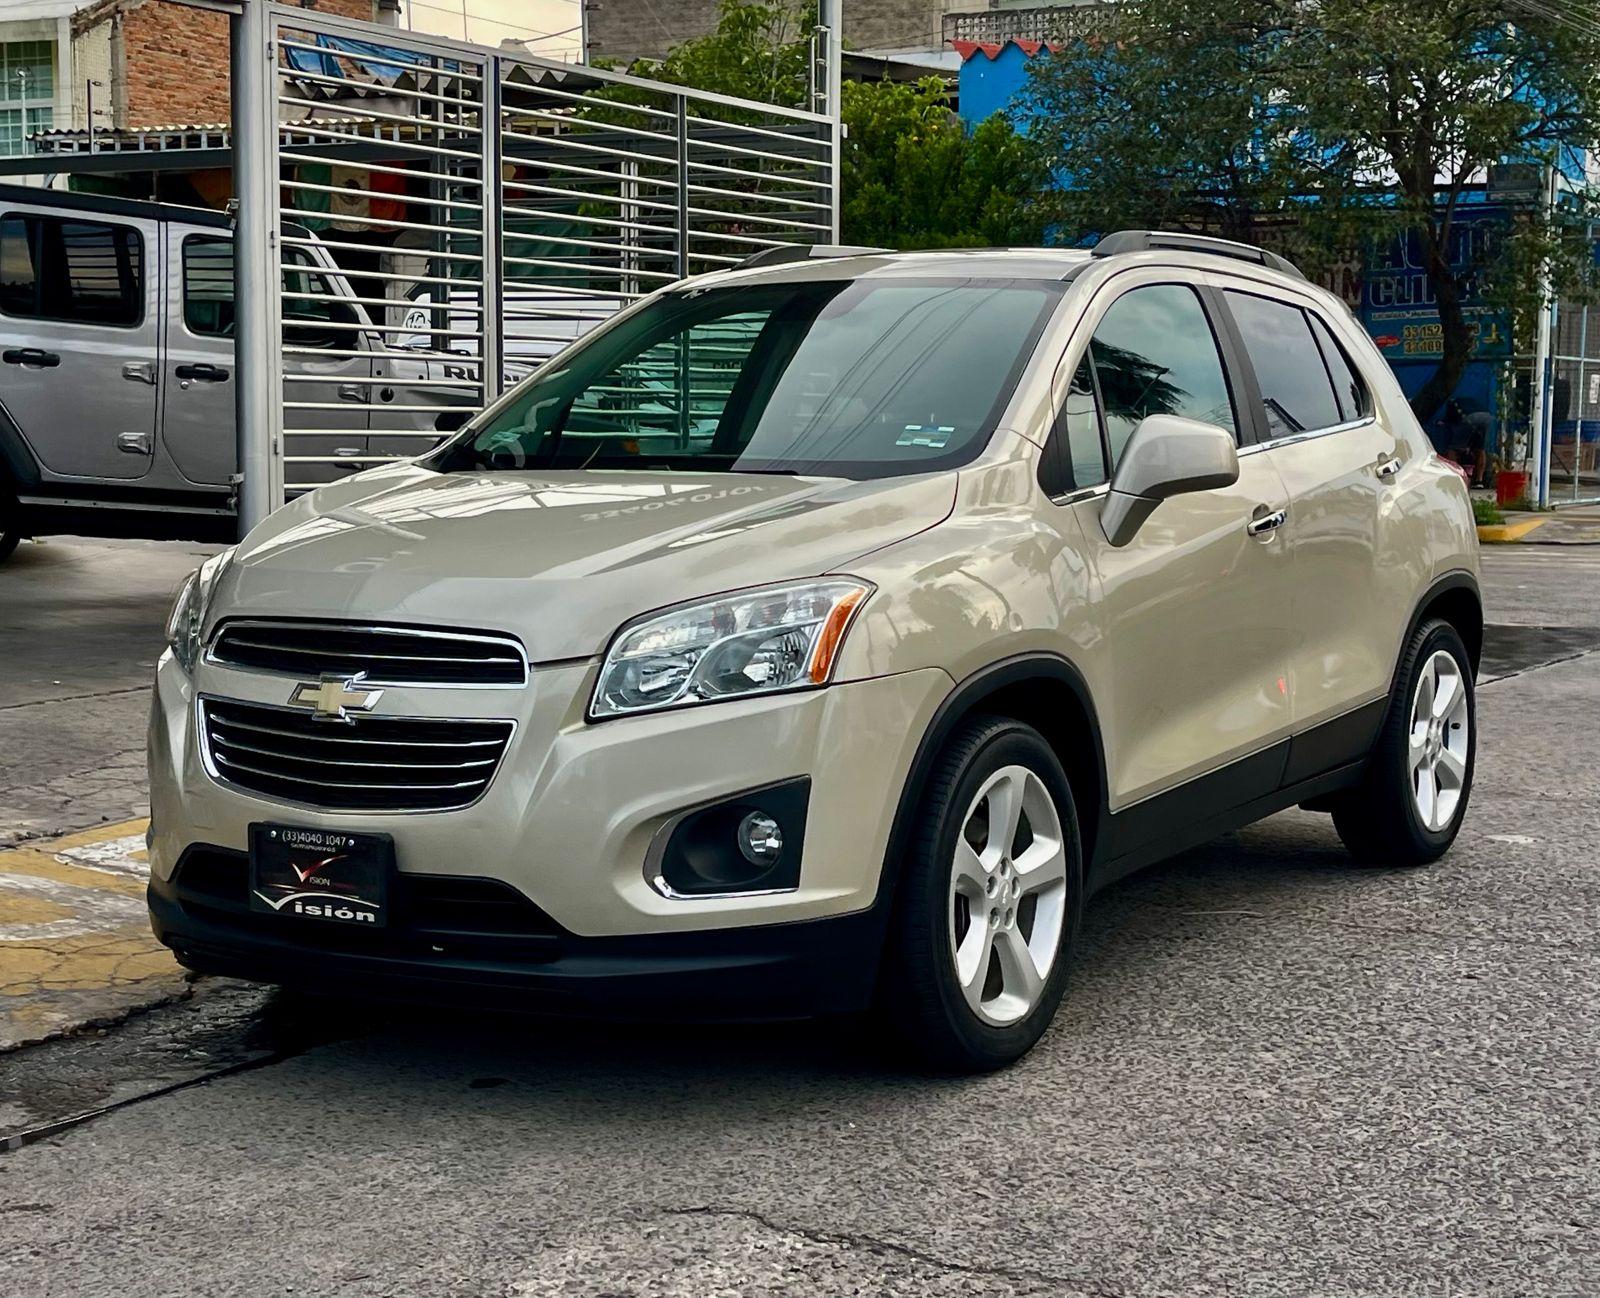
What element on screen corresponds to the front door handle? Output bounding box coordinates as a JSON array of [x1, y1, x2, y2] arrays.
[[1247, 507, 1289, 537], [3, 347, 60, 368], [116, 431, 152, 456], [122, 360, 157, 385], [174, 363, 230, 383], [1375, 456, 1402, 479], [338, 383, 370, 402]]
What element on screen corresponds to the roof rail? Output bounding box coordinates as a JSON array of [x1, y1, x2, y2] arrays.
[[1090, 230, 1305, 280], [733, 243, 894, 271]]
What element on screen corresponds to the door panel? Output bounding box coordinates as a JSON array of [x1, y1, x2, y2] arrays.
[[1073, 452, 1296, 808], [0, 209, 158, 480], [1213, 281, 1406, 728], [1052, 273, 1298, 811], [162, 231, 371, 487]]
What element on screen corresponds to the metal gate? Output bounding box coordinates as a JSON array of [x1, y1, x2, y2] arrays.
[[1542, 293, 1600, 506], [260, 5, 838, 500]]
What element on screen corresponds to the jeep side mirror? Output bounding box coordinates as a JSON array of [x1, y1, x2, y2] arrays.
[[1101, 414, 1240, 547]]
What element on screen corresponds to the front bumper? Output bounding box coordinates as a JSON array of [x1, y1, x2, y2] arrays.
[[147, 650, 951, 1012], [147, 855, 887, 1017]]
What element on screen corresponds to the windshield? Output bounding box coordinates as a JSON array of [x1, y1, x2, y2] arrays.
[[428, 277, 1060, 479]]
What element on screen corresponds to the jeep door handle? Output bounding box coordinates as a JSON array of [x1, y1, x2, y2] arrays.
[[122, 360, 157, 385], [338, 383, 370, 402], [1247, 507, 1289, 537], [174, 363, 229, 383], [3, 348, 60, 368], [1375, 456, 1402, 479]]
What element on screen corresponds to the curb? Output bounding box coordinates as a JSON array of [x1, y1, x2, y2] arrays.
[[1477, 517, 1548, 543]]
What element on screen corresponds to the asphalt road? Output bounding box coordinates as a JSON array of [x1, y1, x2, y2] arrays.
[[2, 540, 1599, 1297]]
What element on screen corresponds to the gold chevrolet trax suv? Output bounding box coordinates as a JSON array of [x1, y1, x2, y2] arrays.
[[147, 234, 1482, 1070]]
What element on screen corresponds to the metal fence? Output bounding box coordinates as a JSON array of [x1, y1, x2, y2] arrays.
[[264, 6, 837, 497], [943, 4, 1114, 45]]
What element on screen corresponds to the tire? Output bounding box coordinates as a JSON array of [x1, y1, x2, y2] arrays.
[[0, 490, 20, 566], [879, 715, 1084, 1072], [1332, 619, 1476, 865]]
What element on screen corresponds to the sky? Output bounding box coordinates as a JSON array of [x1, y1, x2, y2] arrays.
[[399, 0, 584, 60]]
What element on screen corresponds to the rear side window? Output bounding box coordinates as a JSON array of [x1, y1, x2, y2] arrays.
[[1224, 291, 1343, 439], [1090, 283, 1237, 469], [0, 213, 143, 327], [1307, 313, 1367, 423]]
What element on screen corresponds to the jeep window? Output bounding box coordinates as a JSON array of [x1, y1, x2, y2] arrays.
[[182, 236, 361, 347], [433, 278, 1060, 479], [0, 213, 143, 327], [1225, 290, 1344, 438]]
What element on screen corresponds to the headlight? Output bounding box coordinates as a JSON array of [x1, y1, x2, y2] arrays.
[[590, 579, 872, 719], [165, 548, 235, 673]]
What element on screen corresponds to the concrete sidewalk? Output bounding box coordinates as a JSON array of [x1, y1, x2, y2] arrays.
[[0, 818, 186, 1051], [1487, 506, 1600, 545]]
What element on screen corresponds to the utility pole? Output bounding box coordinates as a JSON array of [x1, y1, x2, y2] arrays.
[[818, 0, 842, 240], [231, 0, 282, 534], [1529, 163, 1558, 507]]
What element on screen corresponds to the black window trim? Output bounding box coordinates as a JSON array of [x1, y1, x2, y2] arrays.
[[1212, 283, 1378, 457], [0, 209, 147, 331], [1041, 276, 1249, 502]]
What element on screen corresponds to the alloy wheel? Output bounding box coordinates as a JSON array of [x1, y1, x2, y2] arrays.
[[947, 764, 1068, 1027], [1408, 649, 1470, 833]]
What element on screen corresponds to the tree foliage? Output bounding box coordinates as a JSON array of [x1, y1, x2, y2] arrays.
[[1023, 0, 1600, 422], [638, 0, 1045, 249]]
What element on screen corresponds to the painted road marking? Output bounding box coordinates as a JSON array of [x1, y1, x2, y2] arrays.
[[0, 818, 187, 1051]]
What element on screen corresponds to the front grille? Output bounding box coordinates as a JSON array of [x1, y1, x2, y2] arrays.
[[201, 699, 514, 812], [172, 847, 563, 961], [208, 620, 528, 686]]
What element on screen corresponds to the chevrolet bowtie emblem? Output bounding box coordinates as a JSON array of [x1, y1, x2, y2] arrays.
[[288, 673, 383, 722]]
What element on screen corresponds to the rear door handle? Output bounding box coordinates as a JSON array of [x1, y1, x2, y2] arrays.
[[338, 383, 370, 402], [174, 363, 230, 382], [1247, 507, 1289, 537], [3, 348, 60, 368], [1375, 456, 1402, 479]]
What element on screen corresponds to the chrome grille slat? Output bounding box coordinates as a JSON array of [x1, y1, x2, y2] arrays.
[[207, 620, 529, 687], [211, 734, 500, 772], [212, 753, 485, 793], [218, 638, 523, 668], [209, 715, 505, 749], [201, 700, 514, 812]]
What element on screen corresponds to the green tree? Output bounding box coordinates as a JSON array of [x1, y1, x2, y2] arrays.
[[1024, 0, 1600, 423], [637, 0, 1046, 248]]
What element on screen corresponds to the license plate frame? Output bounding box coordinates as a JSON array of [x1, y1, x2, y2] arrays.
[[248, 823, 393, 928]]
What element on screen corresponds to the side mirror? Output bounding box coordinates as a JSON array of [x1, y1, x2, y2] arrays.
[[1101, 414, 1240, 547]]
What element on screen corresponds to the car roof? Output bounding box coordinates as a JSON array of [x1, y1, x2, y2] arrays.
[[698, 247, 1094, 288]]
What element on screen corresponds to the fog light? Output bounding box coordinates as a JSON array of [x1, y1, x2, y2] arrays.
[[737, 812, 784, 866]]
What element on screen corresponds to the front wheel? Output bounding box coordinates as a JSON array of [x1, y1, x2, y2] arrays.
[[879, 716, 1083, 1072], [1333, 619, 1475, 865]]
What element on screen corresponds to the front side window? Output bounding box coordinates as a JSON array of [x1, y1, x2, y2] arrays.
[[183, 236, 359, 346], [438, 277, 1060, 478], [0, 213, 143, 326], [1089, 284, 1237, 470], [1225, 290, 1344, 439]]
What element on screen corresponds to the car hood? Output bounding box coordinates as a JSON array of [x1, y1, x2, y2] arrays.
[[215, 464, 956, 663]]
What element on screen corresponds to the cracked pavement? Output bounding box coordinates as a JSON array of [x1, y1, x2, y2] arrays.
[[0, 544, 1597, 1296]]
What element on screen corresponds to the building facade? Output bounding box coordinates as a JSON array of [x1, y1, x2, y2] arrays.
[[0, 0, 377, 154], [588, 0, 973, 65]]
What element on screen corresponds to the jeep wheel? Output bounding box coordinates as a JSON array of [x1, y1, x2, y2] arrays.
[[0, 493, 20, 565], [880, 716, 1082, 1072], [1333, 619, 1475, 865]]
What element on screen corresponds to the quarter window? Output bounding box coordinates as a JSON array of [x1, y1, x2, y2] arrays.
[[1308, 313, 1367, 423], [1224, 291, 1344, 438], [1056, 356, 1107, 491], [0, 213, 143, 326], [1089, 284, 1237, 469]]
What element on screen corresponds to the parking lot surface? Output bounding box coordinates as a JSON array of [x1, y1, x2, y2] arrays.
[[1, 539, 1598, 1296]]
